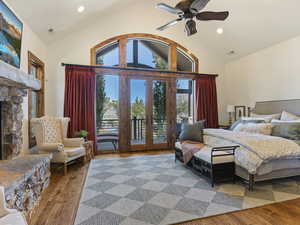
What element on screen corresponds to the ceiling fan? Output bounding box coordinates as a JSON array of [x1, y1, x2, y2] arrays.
[[156, 0, 229, 36]]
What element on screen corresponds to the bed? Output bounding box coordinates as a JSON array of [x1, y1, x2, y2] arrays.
[[205, 99, 300, 190]]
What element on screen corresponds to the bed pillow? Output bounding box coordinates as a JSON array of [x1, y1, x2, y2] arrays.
[[229, 118, 265, 131], [250, 113, 281, 123], [271, 120, 300, 140], [233, 123, 273, 135], [179, 120, 205, 142], [280, 111, 300, 121]]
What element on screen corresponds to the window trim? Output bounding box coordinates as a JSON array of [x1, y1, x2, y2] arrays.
[[90, 33, 199, 73], [28, 51, 45, 148]]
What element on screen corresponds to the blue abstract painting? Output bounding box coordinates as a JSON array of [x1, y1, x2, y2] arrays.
[[0, 0, 23, 68]]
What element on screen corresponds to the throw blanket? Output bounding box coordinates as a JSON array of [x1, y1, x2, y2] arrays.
[[204, 129, 300, 174], [181, 141, 205, 164]]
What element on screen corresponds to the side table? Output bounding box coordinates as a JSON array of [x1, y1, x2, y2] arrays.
[[83, 141, 94, 161]]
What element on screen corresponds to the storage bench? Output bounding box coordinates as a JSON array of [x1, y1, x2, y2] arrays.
[[175, 142, 239, 187]]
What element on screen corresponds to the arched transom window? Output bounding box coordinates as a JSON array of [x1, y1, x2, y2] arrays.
[[91, 33, 198, 73]]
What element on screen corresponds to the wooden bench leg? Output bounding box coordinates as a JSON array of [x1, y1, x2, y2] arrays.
[[64, 163, 68, 175], [249, 174, 254, 191]]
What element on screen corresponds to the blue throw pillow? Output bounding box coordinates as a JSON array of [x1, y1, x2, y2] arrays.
[[179, 120, 205, 142]]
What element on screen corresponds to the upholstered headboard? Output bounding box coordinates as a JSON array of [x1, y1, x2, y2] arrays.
[[253, 99, 300, 116]]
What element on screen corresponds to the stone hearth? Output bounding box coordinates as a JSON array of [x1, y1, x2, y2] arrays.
[[0, 155, 51, 213], [0, 60, 45, 214]]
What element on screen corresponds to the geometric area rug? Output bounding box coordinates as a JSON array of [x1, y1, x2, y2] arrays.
[[74, 154, 300, 225]]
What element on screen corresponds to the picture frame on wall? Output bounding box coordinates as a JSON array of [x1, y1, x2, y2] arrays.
[[0, 0, 23, 68], [234, 105, 246, 121]]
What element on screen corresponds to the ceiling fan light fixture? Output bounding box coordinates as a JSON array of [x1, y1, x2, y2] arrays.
[[77, 5, 85, 13], [185, 20, 197, 36]]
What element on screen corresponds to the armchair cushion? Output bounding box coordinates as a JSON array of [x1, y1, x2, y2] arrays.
[[64, 147, 85, 157], [39, 143, 64, 153], [63, 138, 84, 147]]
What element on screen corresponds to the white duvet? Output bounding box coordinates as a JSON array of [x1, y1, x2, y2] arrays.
[[204, 129, 300, 174]]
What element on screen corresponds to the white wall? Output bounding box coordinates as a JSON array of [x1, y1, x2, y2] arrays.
[[3, 1, 48, 151], [224, 35, 300, 113], [46, 0, 227, 123]]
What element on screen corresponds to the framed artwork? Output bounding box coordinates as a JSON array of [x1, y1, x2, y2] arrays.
[[234, 105, 246, 121], [0, 0, 23, 68]]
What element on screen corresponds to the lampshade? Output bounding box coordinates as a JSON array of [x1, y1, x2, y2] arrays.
[[227, 105, 235, 113]]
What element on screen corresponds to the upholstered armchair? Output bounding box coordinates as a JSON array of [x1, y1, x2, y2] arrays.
[[31, 116, 86, 174], [0, 186, 28, 225]]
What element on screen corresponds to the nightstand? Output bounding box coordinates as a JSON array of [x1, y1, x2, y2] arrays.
[[83, 141, 94, 162]]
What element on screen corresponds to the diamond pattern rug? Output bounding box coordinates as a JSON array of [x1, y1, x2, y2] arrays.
[[74, 154, 300, 225]]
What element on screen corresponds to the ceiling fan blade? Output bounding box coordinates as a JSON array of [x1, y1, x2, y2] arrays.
[[196, 11, 229, 21], [156, 3, 183, 15], [157, 18, 182, 31], [190, 0, 210, 12]]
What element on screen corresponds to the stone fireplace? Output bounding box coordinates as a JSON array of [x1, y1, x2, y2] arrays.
[[0, 61, 51, 214], [0, 87, 26, 160], [0, 60, 40, 160]]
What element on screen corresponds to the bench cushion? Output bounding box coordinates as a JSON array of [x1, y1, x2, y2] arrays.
[[194, 146, 234, 164]]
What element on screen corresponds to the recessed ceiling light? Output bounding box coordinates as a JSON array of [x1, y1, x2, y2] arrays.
[[77, 6, 85, 13], [216, 28, 223, 34]]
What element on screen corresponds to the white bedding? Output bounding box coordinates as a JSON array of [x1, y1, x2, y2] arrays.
[[203, 129, 300, 175]]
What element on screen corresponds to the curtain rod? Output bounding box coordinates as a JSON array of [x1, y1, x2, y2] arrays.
[[61, 63, 218, 77]]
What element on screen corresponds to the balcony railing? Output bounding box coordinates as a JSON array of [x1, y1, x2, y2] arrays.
[[98, 117, 167, 140]]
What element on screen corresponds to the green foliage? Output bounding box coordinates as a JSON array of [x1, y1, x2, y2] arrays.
[[176, 94, 189, 119], [131, 97, 145, 118], [74, 130, 89, 138], [153, 81, 166, 120], [152, 54, 168, 70], [109, 100, 120, 117], [152, 54, 167, 121], [96, 75, 106, 130]]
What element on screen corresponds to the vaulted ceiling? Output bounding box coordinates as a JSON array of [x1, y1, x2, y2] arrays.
[[7, 0, 300, 60]]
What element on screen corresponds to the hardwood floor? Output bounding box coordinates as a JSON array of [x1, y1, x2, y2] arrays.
[[28, 150, 300, 225], [28, 162, 88, 225]]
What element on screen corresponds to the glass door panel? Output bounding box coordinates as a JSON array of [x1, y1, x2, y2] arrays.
[[96, 75, 119, 153], [152, 80, 167, 144], [130, 79, 147, 147]]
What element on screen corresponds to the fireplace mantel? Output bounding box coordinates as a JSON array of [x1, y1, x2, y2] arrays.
[[0, 61, 41, 90]]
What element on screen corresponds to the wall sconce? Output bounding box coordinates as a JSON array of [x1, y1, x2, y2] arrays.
[[227, 105, 235, 125]]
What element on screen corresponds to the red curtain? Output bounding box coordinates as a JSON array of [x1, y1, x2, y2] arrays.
[[64, 65, 96, 146], [195, 76, 219, 128]]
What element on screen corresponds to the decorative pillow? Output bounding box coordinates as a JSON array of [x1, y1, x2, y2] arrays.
[[229, 118, 265, 131], [271, 120, 300, 140], [179, 120, 205, 142], [250, 113, 281, 123], [280, 111, 300, 121], [233, 123, 273, 135]]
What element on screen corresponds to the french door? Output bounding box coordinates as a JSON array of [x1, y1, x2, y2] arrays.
[[95, 73, 177, 154], [126, 76, 176, 151]]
